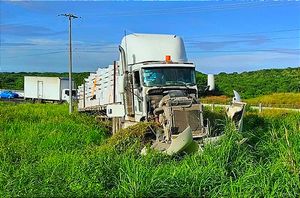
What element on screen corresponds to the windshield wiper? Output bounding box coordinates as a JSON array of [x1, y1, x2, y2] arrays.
[[173, 81, 194, 86]]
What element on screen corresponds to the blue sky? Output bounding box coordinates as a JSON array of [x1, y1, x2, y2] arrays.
[[1, 1, 300, 74]]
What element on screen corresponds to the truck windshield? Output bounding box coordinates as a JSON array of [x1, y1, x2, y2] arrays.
[[143, 67, 196, 87]]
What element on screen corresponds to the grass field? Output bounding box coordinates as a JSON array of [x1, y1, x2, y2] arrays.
[[245, 93, 300, 108], [201, 93, 300, 108], [200, 95, 231, 104], [0, 102, 299, 197]]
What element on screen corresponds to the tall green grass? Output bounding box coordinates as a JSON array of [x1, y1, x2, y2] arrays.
[[0, 102, 299, 197], [245, 93, 300, 108], [201, 93, 300, 108]]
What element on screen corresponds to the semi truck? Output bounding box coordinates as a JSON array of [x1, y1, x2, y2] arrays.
[[78, 33, 246, 154], [24, 76, 76, 102]]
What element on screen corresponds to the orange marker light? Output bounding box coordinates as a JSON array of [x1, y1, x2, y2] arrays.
[[165, 55, 171, 63]]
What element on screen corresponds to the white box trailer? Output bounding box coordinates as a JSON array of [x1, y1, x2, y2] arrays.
[[24, 76, 75, 102]]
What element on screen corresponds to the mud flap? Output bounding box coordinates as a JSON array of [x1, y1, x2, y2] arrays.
[[226, 91, 246, 131], [141, 126, 195, 155]]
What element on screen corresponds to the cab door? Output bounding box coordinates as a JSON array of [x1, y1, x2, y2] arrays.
[[133, 70, 143, 120]]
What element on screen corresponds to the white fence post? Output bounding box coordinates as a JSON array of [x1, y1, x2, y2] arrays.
[[259, 103, 262, 113]]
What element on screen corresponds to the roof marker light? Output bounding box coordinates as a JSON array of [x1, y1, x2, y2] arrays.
[[165, 55, 171, 63]]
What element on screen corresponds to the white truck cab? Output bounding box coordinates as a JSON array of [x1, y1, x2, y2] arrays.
[[118, 34, 198, 123], [78, 33, 246, 154], [62, 89, 77, 101]]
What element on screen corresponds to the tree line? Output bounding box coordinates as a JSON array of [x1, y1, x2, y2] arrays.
[[197, 67, 300, 98], [0, 72, 90, 90], [1, 67, 299, 99]]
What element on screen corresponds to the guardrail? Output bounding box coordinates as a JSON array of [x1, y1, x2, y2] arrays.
[[203, 103, 300, 113]]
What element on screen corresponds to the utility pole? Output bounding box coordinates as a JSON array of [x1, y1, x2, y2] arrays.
[[59, 13, 79, 114]]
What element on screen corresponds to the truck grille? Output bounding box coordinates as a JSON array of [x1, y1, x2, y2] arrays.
[[171, 105, 203, 134]]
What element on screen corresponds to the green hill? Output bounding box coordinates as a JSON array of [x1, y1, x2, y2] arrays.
[[197, 67, 300, 99], [1, 67, 299, 99]]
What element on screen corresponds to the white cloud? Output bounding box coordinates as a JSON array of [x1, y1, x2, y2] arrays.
[[27, 38, 66, 46], [191, 52, 300, 74], [0, 38, 119, 72]]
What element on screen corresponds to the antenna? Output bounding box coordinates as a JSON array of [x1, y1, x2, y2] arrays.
[[124, 30, 129, 70]]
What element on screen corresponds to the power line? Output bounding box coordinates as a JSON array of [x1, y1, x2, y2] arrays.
[[84, 2, 259, 15], [86, 2, 293, 17], [185, 29, 300, 39], [2, 35, 299, 51], [185, 36, 300, 45], [4, 51, 67, 58], [2, 29, 299, 54], [2, 26, 299, 51], [2, 1, 298, 27], [3, 48, 300, 59], [187, 49, 300, 53]]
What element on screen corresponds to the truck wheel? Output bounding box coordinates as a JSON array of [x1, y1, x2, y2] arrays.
[[140, 117, 146, 122]]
